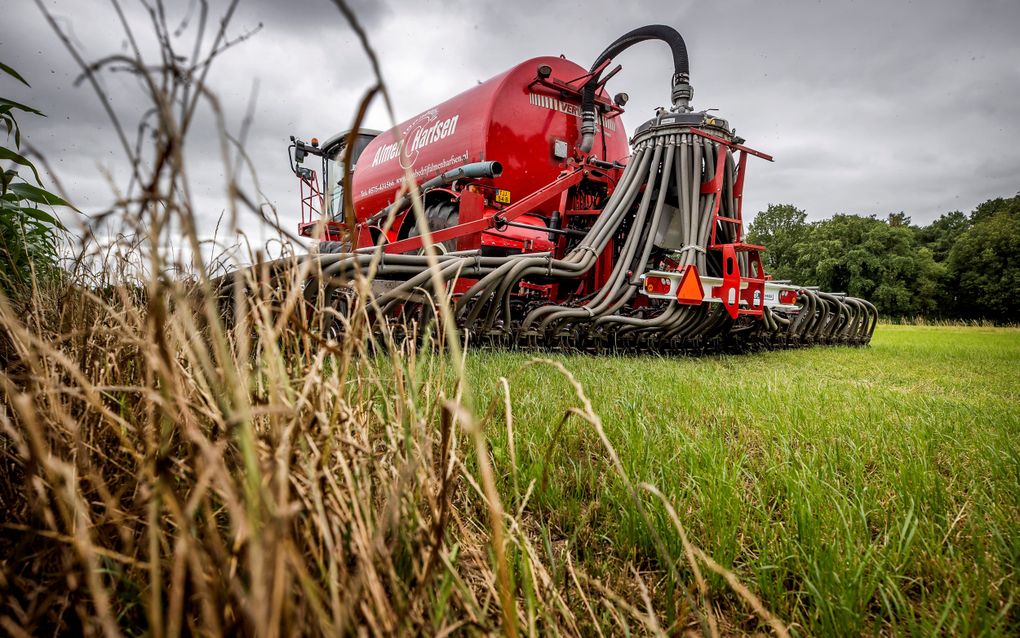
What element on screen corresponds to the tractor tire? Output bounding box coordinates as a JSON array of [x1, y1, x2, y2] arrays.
[[406, 201, 459, 254]]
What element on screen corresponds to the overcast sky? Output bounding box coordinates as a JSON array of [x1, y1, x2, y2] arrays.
[[3, 0, 1020, 248]]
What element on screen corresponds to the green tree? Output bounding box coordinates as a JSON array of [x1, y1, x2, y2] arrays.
[[915, 210, 970, 263], [1, 62, 69, 295], [913, 210, 970, 313], [947, 196, 1020, 322], [970, 193, 1020, 224], [749, 195, 1020, 320], [886, 211, 912, 228], [746, 203, 809, 281], [789, 214, 943, 317]]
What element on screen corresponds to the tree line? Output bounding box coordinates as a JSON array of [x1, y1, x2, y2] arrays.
[[746, 194, 1020, 321]]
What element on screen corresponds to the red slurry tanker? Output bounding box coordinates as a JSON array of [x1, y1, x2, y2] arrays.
[[282, 25, 876, 352]]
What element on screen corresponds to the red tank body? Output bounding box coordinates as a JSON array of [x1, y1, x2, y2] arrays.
[[352, 56, 629, 234]]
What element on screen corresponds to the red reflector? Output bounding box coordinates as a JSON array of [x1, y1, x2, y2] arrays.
[[676, 265, 705, 305], [779, 290, 798, 305], [644, 276, 671, 295]]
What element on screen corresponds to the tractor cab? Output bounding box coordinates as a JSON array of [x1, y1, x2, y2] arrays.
[[289, 128, 380, 241]]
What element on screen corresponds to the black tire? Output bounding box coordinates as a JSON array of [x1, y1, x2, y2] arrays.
[[406, 201, 459, 254], [321, 286, 355, 342]]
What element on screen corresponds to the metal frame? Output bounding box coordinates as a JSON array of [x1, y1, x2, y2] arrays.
[[640, 268, 799, 313], [686, 128, 775, 318]]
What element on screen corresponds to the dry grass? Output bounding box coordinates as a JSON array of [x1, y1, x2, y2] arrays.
[[0, 246, 788, 636], [0, 1, 785, 635], [0, 197, 788, 637]]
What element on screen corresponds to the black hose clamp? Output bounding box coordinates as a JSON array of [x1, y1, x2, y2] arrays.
[[671, 73, 693, 111], [580, 110, 597, 138]]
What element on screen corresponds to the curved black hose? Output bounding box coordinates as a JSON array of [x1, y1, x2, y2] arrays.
[[589, 24, 689, 81], [579, 25, 691, 152]]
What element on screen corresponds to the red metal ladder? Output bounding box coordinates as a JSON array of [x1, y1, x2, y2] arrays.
[[694, 131, 769, 319]]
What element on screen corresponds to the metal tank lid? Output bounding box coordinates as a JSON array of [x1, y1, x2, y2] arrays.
[[631, 110, 733, 144]]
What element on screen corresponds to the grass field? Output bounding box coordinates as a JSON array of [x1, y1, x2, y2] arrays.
[[462, 326, 1020, 635], [5, 283, 1018, 636]]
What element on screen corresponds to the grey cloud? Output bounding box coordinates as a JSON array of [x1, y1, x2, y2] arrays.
[[2, 0, 1019, 249]]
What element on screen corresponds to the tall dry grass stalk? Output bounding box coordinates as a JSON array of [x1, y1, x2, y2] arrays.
[[1, 1, 787, 635]]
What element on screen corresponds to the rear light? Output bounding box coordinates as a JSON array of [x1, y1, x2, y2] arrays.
[[779, 290, 798, 305], [643, 276, 672, 295]]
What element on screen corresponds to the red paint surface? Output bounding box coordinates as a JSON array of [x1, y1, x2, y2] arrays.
[[351, 56, 629, 224]]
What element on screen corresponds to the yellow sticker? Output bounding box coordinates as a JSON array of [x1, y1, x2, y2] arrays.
[[495, 189, 511, 204]]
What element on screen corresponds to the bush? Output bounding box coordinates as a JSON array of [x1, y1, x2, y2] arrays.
[[0, 62, 69, 297]]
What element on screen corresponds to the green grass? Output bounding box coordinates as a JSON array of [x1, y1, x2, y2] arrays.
[[465, 326, 1020, 635]]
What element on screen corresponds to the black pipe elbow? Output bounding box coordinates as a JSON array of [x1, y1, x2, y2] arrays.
[[579, 25, 693, 153], [589, 24, 689, 79]]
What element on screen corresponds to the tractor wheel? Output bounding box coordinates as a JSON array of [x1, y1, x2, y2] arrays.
[[322, 286, 355, 342], [406, 201, 459, 254]]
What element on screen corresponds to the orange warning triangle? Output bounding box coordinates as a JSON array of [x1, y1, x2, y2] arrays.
[[676, 265, 705, 305]]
